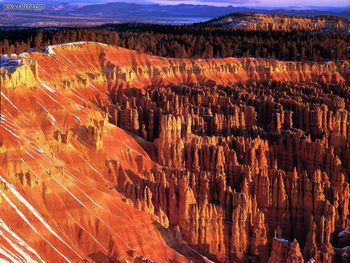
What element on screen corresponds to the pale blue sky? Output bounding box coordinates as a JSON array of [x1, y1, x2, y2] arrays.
[[0, 0, 348, 8], [152, 0, 349, 7]]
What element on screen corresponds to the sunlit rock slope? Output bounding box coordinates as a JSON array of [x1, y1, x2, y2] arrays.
[[202, 13, 350, 32], [0, 41, 349, 262]]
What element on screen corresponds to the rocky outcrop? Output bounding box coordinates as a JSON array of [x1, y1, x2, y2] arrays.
[[206, 13, 350, 32], [0, 58, 38, 89], [268, 238, 304, 263], [73, 116, 108, 149], [28, 42, 350, 91]]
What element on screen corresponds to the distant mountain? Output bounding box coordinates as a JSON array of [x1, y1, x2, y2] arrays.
[[261, 7, 350, 20], [198, 13, 350, 32], [71, 2, 350, 21], [70, 2, 238, 23], [0, 1, 349, 26], [50, 3, 81, 12]]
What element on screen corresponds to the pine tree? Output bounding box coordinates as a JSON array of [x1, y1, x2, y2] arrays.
[[34, 32, 43, 51]]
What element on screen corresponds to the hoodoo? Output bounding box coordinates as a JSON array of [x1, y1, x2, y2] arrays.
[[0, 42, 349, 262]]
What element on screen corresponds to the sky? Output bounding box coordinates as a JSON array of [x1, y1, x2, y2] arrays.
[[152, 0, 349, 7], [0, 0, 348, 8]]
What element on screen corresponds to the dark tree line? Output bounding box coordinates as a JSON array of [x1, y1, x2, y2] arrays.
[[0, 24, 349, 61]]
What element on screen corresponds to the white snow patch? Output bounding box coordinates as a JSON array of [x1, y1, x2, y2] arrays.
[[40, 82, 56, 93], [47, 46, 55, 55], [0, 245, 21, 262], [52, 176, 132, 250], [185, 244, 215, 263], [46, 41, 107, 55], [1, 92, 21, 111], [275, 238, 290, 244], [0, 224, 39, 262], [49, 114, 56, 125], [36, 101, 56, 125], [0, 190, 71, 262], [338, 227, 350, 237], [0, 124, 20, 139], [0, 176, 82, 261], [97, 42, 107, 47], [47, 41, 86, 54], [61, 41, 86, 46]]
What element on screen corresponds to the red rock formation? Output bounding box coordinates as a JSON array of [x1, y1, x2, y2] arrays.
[[206, 13, 350, 32], [268, 238, 304, 263], [25, 41, 350, 91], [0, 42, 349, 262]]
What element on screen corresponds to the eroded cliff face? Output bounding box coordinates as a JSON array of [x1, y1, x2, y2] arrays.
[[206, 13, 350, 32], [29, 41, 350, 90], [0, 42, 349, 262], [0, 54, 39, 89]]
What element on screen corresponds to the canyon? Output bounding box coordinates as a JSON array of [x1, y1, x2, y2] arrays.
[[0, 41, 349, 262]]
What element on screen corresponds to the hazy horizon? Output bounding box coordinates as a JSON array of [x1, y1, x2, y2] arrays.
[[1, 0, 349, 8], [153, 0, 349, 8]]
